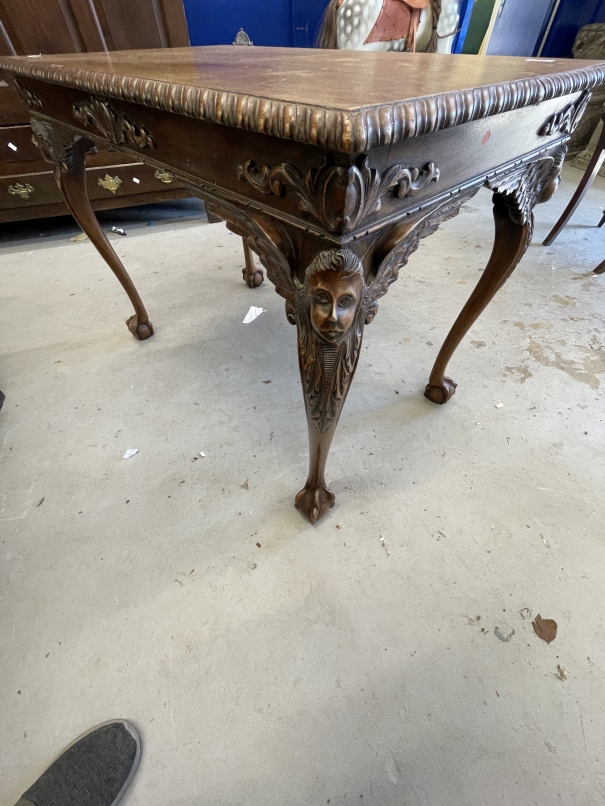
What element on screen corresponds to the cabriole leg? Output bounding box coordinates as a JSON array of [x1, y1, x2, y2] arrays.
[[425, 150, 565, 404], [424, 202, 530, 404], [293, 249, 365, 523], [30, 118, 154, 340]]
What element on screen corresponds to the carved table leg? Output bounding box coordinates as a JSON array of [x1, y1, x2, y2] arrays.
[[30, 118, 154, 340], [293, 249, 365, 523], [242, 238, 264, 288], [425, 150, 565, 404], [186, 182, 479, 523], [425, 202, 530, 404]]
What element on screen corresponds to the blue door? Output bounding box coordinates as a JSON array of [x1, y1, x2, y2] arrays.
[[183, 0, 328, 48]]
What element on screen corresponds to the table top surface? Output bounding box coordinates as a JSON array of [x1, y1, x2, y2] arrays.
[[2, 47, 604, 153]]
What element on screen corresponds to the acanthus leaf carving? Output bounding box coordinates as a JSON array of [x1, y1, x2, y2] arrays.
[[487, 145, 567, 245], [73, 97, 156, 149], [539, 90, 591, 137], [30, 117, 79, 172], [237, 157, 440, 233]]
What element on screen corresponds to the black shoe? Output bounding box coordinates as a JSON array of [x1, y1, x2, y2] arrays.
[[15, 720, 141, 806]]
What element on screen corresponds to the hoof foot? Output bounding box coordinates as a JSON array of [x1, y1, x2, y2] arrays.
[[243, 267, 264, 288], [424, 376, 457, 405], [295, 484, 335, 524], [126, 315, 154, 340]]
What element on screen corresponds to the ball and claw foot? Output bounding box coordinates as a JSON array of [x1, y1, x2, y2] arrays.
[[295, 484, 336, 524], [126, 315, 154, 340], [424, 376, 457, 405], [242, 267, 265, 288]]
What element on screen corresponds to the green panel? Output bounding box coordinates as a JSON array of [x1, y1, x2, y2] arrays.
[[462, 0, 497, 54]]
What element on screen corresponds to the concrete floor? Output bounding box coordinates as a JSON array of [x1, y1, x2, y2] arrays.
[[1, 165, 605, 806]]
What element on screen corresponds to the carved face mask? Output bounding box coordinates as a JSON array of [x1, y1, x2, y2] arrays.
[[308, 268, 363, 344]]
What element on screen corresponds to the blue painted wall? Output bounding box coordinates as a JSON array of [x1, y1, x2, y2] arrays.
[[539, 0, 605, 57], [183, 0, 328, 48]]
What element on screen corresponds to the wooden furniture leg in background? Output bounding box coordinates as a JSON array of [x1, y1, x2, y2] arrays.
[[425, 150, 566, 404], [30, 118, 154, 340], [242, 238, 265, 288], [595, 258, 605, 274], [206, 206, 264, 288], [543, 113, 605, 246]]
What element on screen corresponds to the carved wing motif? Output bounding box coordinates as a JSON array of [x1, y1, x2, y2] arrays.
[[365, 188, 480, 315], [181, 183, 297, 306], [488, 148, 566, 238]]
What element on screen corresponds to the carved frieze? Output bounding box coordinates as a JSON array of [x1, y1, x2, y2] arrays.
[[237, 157, 439, 233], [539, 90, 591, 136], [73, 97, 156, 149]]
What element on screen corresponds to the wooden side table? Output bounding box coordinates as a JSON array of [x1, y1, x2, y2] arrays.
[[1, 48, 603, 522]]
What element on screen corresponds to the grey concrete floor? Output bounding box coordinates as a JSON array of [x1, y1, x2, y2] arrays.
[[1, 165, 605, 806]]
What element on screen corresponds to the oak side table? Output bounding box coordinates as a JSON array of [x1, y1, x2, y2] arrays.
[[1, 48, 604, 523]]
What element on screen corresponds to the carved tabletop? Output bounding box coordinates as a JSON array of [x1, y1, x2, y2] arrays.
[[1, 47, 604, 523]]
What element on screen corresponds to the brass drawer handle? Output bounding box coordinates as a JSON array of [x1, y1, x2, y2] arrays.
[[98, 174, 122, 194], [154, 168, 174, 184], [8, 182, 34, 200]]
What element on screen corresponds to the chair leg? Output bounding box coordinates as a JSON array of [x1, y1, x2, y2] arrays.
[[543, 115, 605, 246], [594, 258, 605, 275]]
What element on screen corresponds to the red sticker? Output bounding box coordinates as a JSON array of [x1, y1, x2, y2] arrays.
[[482, 131, 491, 146]]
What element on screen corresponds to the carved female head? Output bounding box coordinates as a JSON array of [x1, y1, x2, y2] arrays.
[[305, 249, 364, 345]]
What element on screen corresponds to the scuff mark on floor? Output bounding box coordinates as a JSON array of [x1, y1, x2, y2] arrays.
[[551, 294, 577, 308], [528, 340, 605, 389], [504, 364, 533, 384]]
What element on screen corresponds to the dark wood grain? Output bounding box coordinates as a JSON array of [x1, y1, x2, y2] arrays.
[[1, 48, 604, 152], [3, 46, 602, 522]]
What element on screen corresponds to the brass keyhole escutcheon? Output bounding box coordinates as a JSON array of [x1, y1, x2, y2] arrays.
[[98, 174, 122, 194], [154, 169, 174, 184], [8, 182, 34, 200]]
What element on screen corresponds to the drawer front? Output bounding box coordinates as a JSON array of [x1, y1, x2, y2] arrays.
[[0, 161, 182, 209], [0, 124, 41, 163], [0, 81, 29, 126]]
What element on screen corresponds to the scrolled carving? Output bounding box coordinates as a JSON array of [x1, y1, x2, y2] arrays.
[[237, 157, 440, 232], [539, 90, 591, 136], [73, 97, 156, 149]]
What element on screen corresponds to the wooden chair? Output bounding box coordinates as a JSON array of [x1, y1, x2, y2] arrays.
[[543, 111, 605, 274]]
